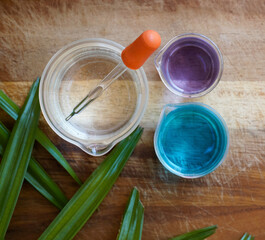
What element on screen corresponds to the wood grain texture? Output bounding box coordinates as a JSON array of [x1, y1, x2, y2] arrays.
[[1, 0, 265, 239]]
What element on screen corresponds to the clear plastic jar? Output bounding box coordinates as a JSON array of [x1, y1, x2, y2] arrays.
[[40, 38, 148, 156]]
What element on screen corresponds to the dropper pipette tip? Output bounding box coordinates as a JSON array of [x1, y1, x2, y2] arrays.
[[65, 112, 75, 121]]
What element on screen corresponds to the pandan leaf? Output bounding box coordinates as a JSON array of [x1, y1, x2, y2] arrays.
[[0, 78, 41, 238], [0, 120, 68, 209], [169, 225, 217, 240], [0, 89, 82, 185], [241, 233, 255, 240], [116, 187, 144, 240], [39, 127, 143, 240]]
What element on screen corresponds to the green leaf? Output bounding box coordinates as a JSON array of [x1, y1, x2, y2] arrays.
[[169, 225, 217, 240], [26, 159, 68, 209], [0, 78, 41, 238], [241, 233, 255, 240], [39, 127, 143, 240], [116, 187, 144, 240], [0, 120, 68, 209], [0, 89, 82, 185]]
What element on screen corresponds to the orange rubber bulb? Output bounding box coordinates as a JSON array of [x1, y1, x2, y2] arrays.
[[121, 30, 161, 70]]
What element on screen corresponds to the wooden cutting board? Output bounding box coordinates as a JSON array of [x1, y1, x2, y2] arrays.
[[0, 0, 265, 239]]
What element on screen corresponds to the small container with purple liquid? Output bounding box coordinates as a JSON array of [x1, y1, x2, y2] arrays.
[[155, 33, 223, 98]]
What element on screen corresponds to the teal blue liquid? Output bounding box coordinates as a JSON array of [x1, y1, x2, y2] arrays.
[[155, 104, 228, 177]]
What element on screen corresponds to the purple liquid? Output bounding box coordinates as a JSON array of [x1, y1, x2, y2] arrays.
[[161, 37, 220, 95]]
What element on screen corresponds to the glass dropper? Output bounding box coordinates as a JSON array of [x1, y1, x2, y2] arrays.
[[65, 30, 161, 121]]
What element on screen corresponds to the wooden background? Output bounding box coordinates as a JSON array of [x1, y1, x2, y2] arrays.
[[1, 0, 265, 239]]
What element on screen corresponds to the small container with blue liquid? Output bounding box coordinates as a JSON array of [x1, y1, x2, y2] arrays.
[[154, 103, 229, 178]]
